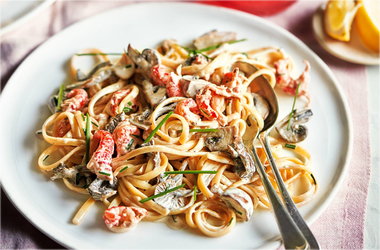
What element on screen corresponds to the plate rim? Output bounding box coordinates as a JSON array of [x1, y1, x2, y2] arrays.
[[0, 2, 354, 248]]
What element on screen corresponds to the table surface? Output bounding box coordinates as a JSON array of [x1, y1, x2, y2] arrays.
[[0, 1, 379, 249]]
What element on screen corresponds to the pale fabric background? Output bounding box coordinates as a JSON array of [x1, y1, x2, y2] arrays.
[[1, 0, 379, 249]]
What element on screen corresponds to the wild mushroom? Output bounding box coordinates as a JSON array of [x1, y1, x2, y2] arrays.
[[204, 126, 256, 180], [275, 109, 313, 143], [193, 30, 237, 50], [67, 62, 113, 89], [153, 174, 192, 211], [105, 112, 126, 133], [180, 76, 210, 98], [50, 163, 95, 188], [127, 44, 160, 78], [113, 53, 135, 80], [87, 177, 118, 201], [128, 108, 152, 130], [220, 188, 254, 221], [140, 79, 167, 107]]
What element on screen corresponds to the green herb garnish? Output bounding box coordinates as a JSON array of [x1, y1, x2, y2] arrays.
[[127, 101, 133, 106], [193, 185, 198, 202], [164, 170, 218, 175], [125, 139, 134, 150], [284, 143, 296, 149], [139, 184, 186, 203], [119, 166, 129, 173], [125, 64, 132, 68], [75, 53, 123, 56], [56, 83, 65, 112], [287, 82, 302, 130], [85, 113, 91, 163], [43, 155, 49, 161], [189, 128, 218, 133], [144, 111, 173, 144], [91, 121, 98, 127], [99, 171, 111, 176], [123, 107, 132, 113]]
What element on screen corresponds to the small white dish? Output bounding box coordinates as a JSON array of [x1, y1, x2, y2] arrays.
[[312, 6, 380, 65]]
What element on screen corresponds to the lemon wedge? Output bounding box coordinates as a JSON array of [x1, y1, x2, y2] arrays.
[[324, 0, 361, 42], [354, 0, 380, 53]]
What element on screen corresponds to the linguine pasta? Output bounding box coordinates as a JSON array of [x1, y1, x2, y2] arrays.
[[37, 31, 316, 237]]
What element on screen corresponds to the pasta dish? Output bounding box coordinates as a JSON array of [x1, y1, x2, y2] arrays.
[[37, 30, 316, 237]]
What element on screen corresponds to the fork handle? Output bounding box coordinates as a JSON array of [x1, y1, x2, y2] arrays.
[[251, 147, 307, 249], [260, 134, 320, 250]]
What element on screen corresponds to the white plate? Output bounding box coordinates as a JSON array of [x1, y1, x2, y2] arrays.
[[0, 0, 56, 36], [0, 2, 353, 249], [312, 6, 380, 65]]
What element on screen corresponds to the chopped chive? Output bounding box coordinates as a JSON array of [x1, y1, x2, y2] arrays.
[[119, 166, 129, 173], [75, 53, 123, 56], [227, 217, 234, 226], [287, 82, 302, 130], [125, 139, 134, 150], [91, 121, 98, 127], [123, 107, 132, 113], [164, 170, 218, 175], [43, 155, 49, 161], [144, 111, 173, 144], [99, 171, 111, 176], [131, 134, 140, 139], [284, 143, 296, 149], [242, 52, 248, 57], [189, 128, 218, 133], [127, 101, 133, 106], [235, 210, 243, 215], [125, 64, 132, 68], [139, 183, 185, 203], [193, 185, 197, 202], [310, 173, 317, 185], [81, 113, 85, 121], [56, 83, 65, 112], [85, 113, 91, 163]]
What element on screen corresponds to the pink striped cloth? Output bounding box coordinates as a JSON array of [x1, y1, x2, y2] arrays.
[[0, 1, 371, 249]]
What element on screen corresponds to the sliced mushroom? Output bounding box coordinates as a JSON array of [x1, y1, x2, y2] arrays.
[[128, 108, 152, 130], [113, 54, 135, 80], [141, 79, 167, 107], [87, 177, 118, 201], [67, 67, 113, 89], [252, 93, 270, 120], [193, 30, 237, 50], [220, 188, 254, 221], [76, 61, 112, 81], [204, 126, 236, 152], [205, 127, 256, 179], [227, 142, 256, 180], [153, 174, 192, 211], [50, 163, 95, 188], [127, 44, 160, 78], [275, 109, 313, 143], [104, 112, 126, 133], [180, 76, 211, 98]]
